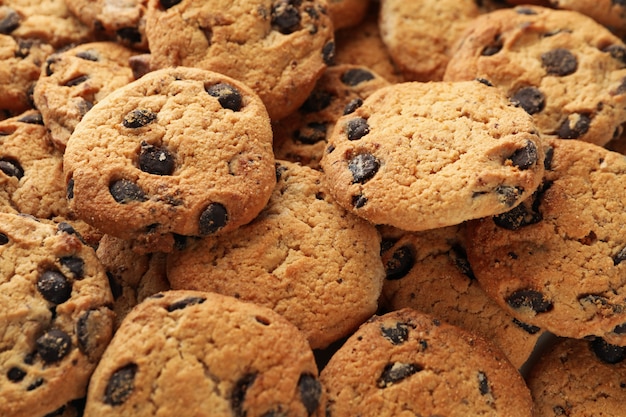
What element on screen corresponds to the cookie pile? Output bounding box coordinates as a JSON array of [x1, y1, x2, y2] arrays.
[[1, 0, 626, 416]]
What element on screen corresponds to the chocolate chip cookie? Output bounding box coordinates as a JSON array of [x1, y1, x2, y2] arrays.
[[548, 0, 626, 38]]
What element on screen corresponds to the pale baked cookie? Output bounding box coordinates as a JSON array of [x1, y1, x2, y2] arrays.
[[273, 64, 389, 170], [379, 224, 549, 371], [327, 0, 369, 30], [320, 80, 545, 232], [64, 67, 276, 253], [84, 290, 323, 417], [0, 212, 115, 417], [528, 337, 626, 416], [319, 308, 534, 417], [167, 161, 385, 349], [548, 0, 626, 38], [33, 41, 136, 151], [65, 0, 149, 50], [444, 5, 626, 146], [144, 0, 335, 121], [466, 138, 626, 346]]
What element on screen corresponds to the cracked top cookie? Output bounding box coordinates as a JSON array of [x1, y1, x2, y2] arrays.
[[444, 5, 626, 146], [144, 0, 335, 121], [466, 138, 626, 345], [319, 308, 533, 417], [84, 290, 323, 417], [0, 212, 115, 417], [64, 67, 276, 253], [320, 80, 545, 232]]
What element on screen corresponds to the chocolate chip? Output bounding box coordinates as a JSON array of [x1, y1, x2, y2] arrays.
[[231, 373, 257, 417], [14, 39, 33, 59], [0, 233, 8, 245], [352, 194, 367, 208], [64, 75, 90, 87], [18, 112, 44, 125], [543, 146, 554, 170], [66, 178, 74, 200], [159, 0, 182, 9], [557, 113, 591, 139], [76, 309, 99, 355], [348, 153, 379, 184], [495, 185, 523, 207], [75, 50, 99, 61], [476, 78, 493, 87], [449, 244, 475, 280], [300, 90, 332, 113], [104, 364, 138, 406], [613, 246, 626, 265], [27, 378, 44, 391], [0, 8, 20, 34], [340, 68, 375, 86], [36, 329, 72, 363], [377, 362, 422, 388], [510, 87, 545, 115], [590, 338, 626, 364], [384, 245, 414, 281], [123, 109, 157, 128], [271, 0, 301, 34], [343, 98, 363, 115], [76, 99, 94, 117], [199, 202, 228, 235], [139, 142, 175, 175], [508, 141, 539, 170], [275, 163, 288, 182], [294, 122, 327, 144], [0, 158, 23, 179], [380, 322, 410, 344], [346, 118, 369, 140], [603, 44, 626, 66], [481, 35, 502, 56], [166, 296, 206, 312], [506, 289, 553, 313], [37, 270, 72, 304], [298, 373, 321, 415], [109, 179, 147, 203], [493, 182, 548, 229], [116, 27, 142, 44], [516, 7, 537, 14], [60, 256, 84, 279], [614, 323, 626, 334], [7, 367, 26, 382], [541, 48, 577, 76], [512, 318, 541, 334], [322, 41, 335, 66], [206, 83, 243, 111]]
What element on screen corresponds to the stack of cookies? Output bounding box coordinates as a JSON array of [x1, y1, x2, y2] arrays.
[[1, 0, 626, 415]]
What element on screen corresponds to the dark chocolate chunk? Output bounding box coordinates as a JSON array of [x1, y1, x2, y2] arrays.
[[506, 289, 553, 313], [300, 90, 332, 113], [384, 245, 414, 281], [590, 338, 626, 364], [36, 329, 72, 363], [343, 98, 363, 115], [76, 309, 100, 355], [348, 153, 379, 184], [75, 50, 100, 61], [159, 0, 182, 9], [106, 272, 123, 300], [18, 112, 43, 125], [199, 202, 228, 235], [495, 185, 523, 207], [516, 7, 537, 14], [60, 256, 84, 279], [511, 87, 545, 115], [508, 140, 539, 170], [109, 179, 147, 203], [543, 146, 554, 171], [322, 41, 335, 65], [37, 270, 72, 304], [7, 367, 26, 382], [0, 8, 20, 34], [104, 364, 138, 406], [476, 78, 493, 87], [614, 77, 626, 95], [614, 246, 626, 266], [66, 178, 74, 200], [139, 142, 176, 175], [271, 0, 301, 34], [206, 83, 243, 111], [557, 113, 591, 139], [116, 27, 142, 44], [122, 109, 157, 128], [541, 48, 577, 76], [0, 158, 24, 179], [166, 296, 206, 312], [346, 117, 369, 140], [377, 362, 422, 388], [340, 68, 375, 86], [14, 39, 34, 59], [513, 318, 541, 334], [298, 373, 321, 415], [449, 244, 475, 280], [614, 323, 626, 334], [481, 35, 502, 56], [352, 194, 367, 208], [27, 378, 44, 391], [603, 44, 626, 66], [231, 373, 257, 417], [477, 371, 490, 395], [64, 75, 89, 87], [275, 163, 288, 182], [294, 122, 327, 144], [493, 182, 549, 229], [0, 232, 8, 245], [380, 322, 409, 345], [76, 98, 94, 117]]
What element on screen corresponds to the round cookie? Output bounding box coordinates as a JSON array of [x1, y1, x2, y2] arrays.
[[144, 0, 334, 121], [319, 80, 546, 232], [466, 138, 626, 345], [84, 289, 323, 417], [548, 0, 626, 38], [64, 66, 276, 253], [0, 34, 53, 115], [528, 336, 626, 416], [272, 64, 390, 170], [319, 308, 534, 417], [167, 160, 385, 349], [0, 212, 115, 417], [379, 224, 549, 371], [65, 0, 149, 50], [444, 5, 626, 146]]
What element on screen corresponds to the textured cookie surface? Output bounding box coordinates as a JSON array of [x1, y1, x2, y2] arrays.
[[84, 290, 323, 417], [379, 224, 548, 371], [549, 0, 626, 37], [64, 67, 276, 253], [320, 308, 533, 417], [144, 0, 334, 121], [33, 41, 136, 150], [320, 80, 545, 232], [167, 160, 385, 349], [444, 5, 626, 146], [0, 212, 115, 417], [466, 138, 626, 345]]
